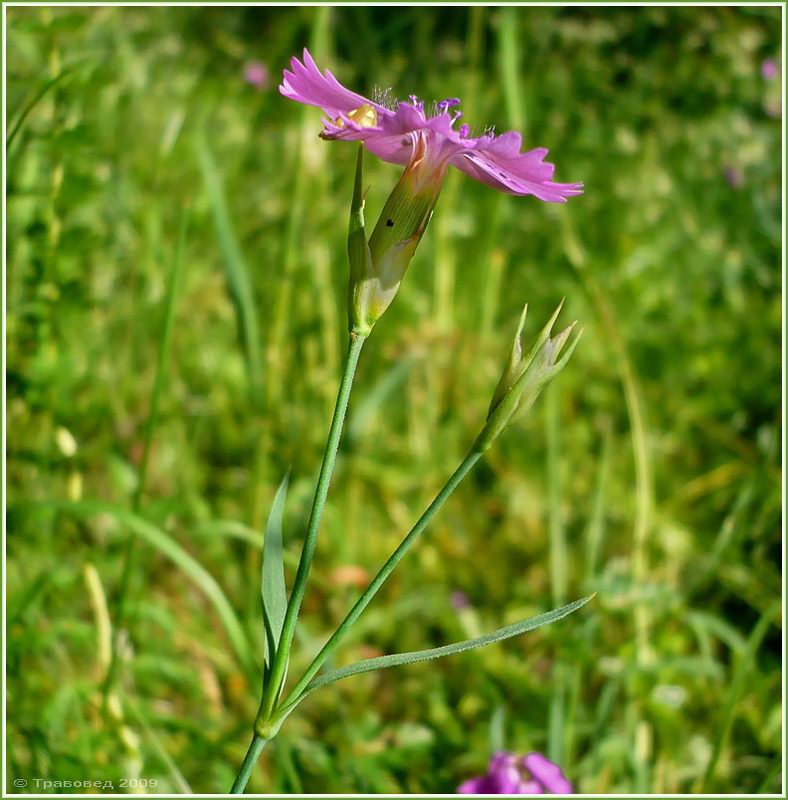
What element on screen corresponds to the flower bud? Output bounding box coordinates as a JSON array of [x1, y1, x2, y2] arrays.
[[474, 300, 581, 452], [347, 136, 444, 336], [346, 147, 375, 335]]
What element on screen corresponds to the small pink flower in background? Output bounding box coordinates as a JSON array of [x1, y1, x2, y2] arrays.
[[458, 751, 573, 795], [723, 166, 744, 189], [761, 57, 779, 80], [244, 60, 270, 90], [279, 49, 582, 203], [451, 590, 471, 611]]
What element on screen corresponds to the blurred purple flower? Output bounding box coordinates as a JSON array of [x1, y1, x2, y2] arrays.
[[451, 590, 470, 611], [723, 166, 744, 189], [279, 49, 582, 202], [244, 60, 270, 90], [458, 751, 573, 795], [761, 58, 779, 80]]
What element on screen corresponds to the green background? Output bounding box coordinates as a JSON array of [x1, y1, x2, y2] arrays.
[[7, 5, 782, 794]]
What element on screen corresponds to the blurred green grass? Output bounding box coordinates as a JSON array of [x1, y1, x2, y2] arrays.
[[6, 5, 782, 794]]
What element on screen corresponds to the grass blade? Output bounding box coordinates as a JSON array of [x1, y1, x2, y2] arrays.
[[701, 600, 780, 791], [40, 500, 255, 678], [546, 384, 567, 765], [196, 132, 263, 408], [346, 355, 416, 442], [7, 60, 86, 149], [262, 473, 289, 667], [132, 209, 189, 509], [126, 699, 193, 794], [584, 430, 611, 585], [104, 208, 188, 700], [498, 7, 526, 134]]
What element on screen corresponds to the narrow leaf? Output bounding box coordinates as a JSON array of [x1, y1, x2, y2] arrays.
[[196, 132, 264, 408], [262, 474, 290, 666], [126, 700, 194, 794], [347, 355, 416, 442], [33, 500, 255, 678], [306, 595, 593, 695], [7, 60, 86, 148], [701, 599, 780, 790]]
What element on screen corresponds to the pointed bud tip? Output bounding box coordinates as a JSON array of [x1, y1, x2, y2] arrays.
[[515, 302, 529, 338], [559, 320, 578, 336], [543, 298, 566, 337], [554, 325, 583, 369]]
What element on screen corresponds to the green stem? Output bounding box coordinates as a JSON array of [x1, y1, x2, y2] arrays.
[[230, 734, 268, 794], [257, 333, 366, 723], [277, 448, 483, 714], [103, 210, 188, 701]]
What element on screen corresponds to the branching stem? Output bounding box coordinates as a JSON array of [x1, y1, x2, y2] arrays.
[[257, 333, 366, 726], [278, 448, 483, 713]]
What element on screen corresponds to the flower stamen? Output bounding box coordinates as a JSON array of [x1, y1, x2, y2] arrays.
[[437, 97, 461, 112], [372, 86, 397, 110]]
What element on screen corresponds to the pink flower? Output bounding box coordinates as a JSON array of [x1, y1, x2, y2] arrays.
[[761, 58, 779, 80], [244, 60, 269, 90], [280, 49, 582, 203], [458, 751, 573, 795]]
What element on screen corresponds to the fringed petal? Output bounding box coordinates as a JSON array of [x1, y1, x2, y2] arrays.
[[279, 48, 389, 120]]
